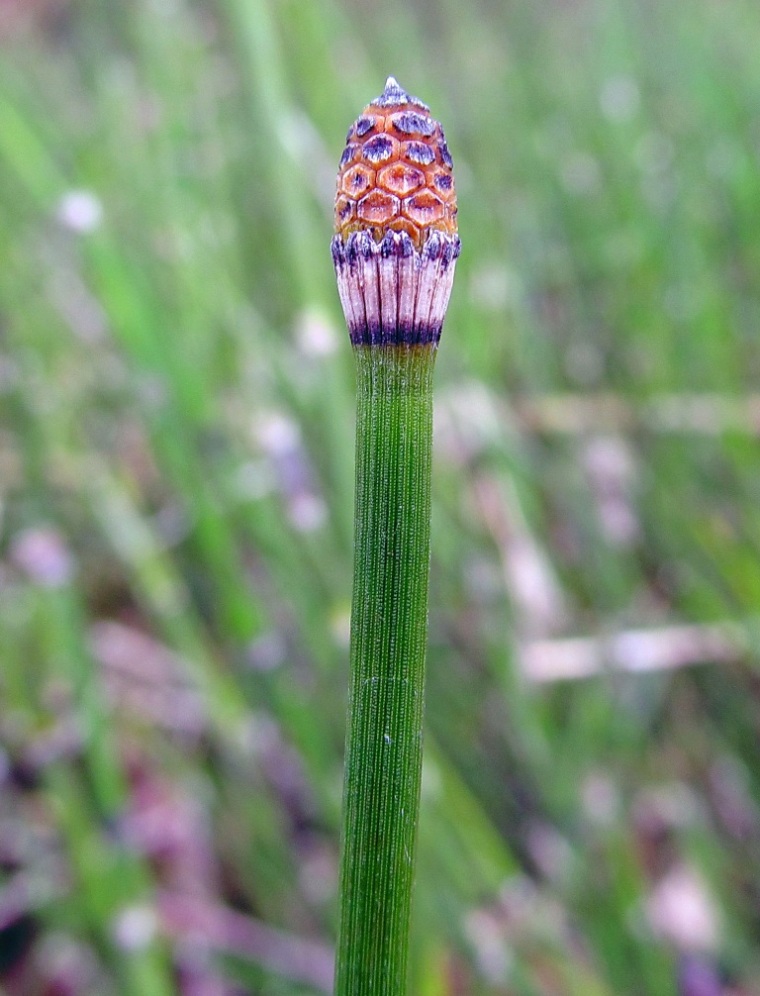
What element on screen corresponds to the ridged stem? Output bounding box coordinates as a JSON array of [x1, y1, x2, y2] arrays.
[[335, 344, 436, 995]]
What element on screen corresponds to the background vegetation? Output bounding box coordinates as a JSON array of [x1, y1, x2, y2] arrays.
[[2, 0, 760, 992]]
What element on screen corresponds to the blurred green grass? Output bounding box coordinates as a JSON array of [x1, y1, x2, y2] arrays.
[[2, 0, 760, 993]]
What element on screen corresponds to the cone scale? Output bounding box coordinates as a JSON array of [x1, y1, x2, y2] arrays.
[[331, 78, 460, 994]]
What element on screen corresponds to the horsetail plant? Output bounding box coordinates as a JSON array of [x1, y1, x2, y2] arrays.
[[331, 77, 460, 995]]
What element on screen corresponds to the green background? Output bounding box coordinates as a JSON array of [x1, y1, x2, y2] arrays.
[[1, 0, 759, 992]]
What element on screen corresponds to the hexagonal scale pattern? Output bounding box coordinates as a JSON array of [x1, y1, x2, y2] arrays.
[[377, 163, 425, 197], [357, 189, 400, 225], [341, 164, 375, 198], [335, 80, 457, 248], [402, 190, 444, 227]]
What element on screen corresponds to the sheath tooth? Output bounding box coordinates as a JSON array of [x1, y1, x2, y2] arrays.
[[397, 239, 417, 340], [379, 238, 400, 341]]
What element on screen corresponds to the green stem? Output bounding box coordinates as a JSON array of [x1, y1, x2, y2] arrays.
[[335, 344, 436, 995]]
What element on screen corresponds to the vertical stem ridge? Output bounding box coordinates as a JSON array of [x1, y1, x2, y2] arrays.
[[335, 344, 436, 995]]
